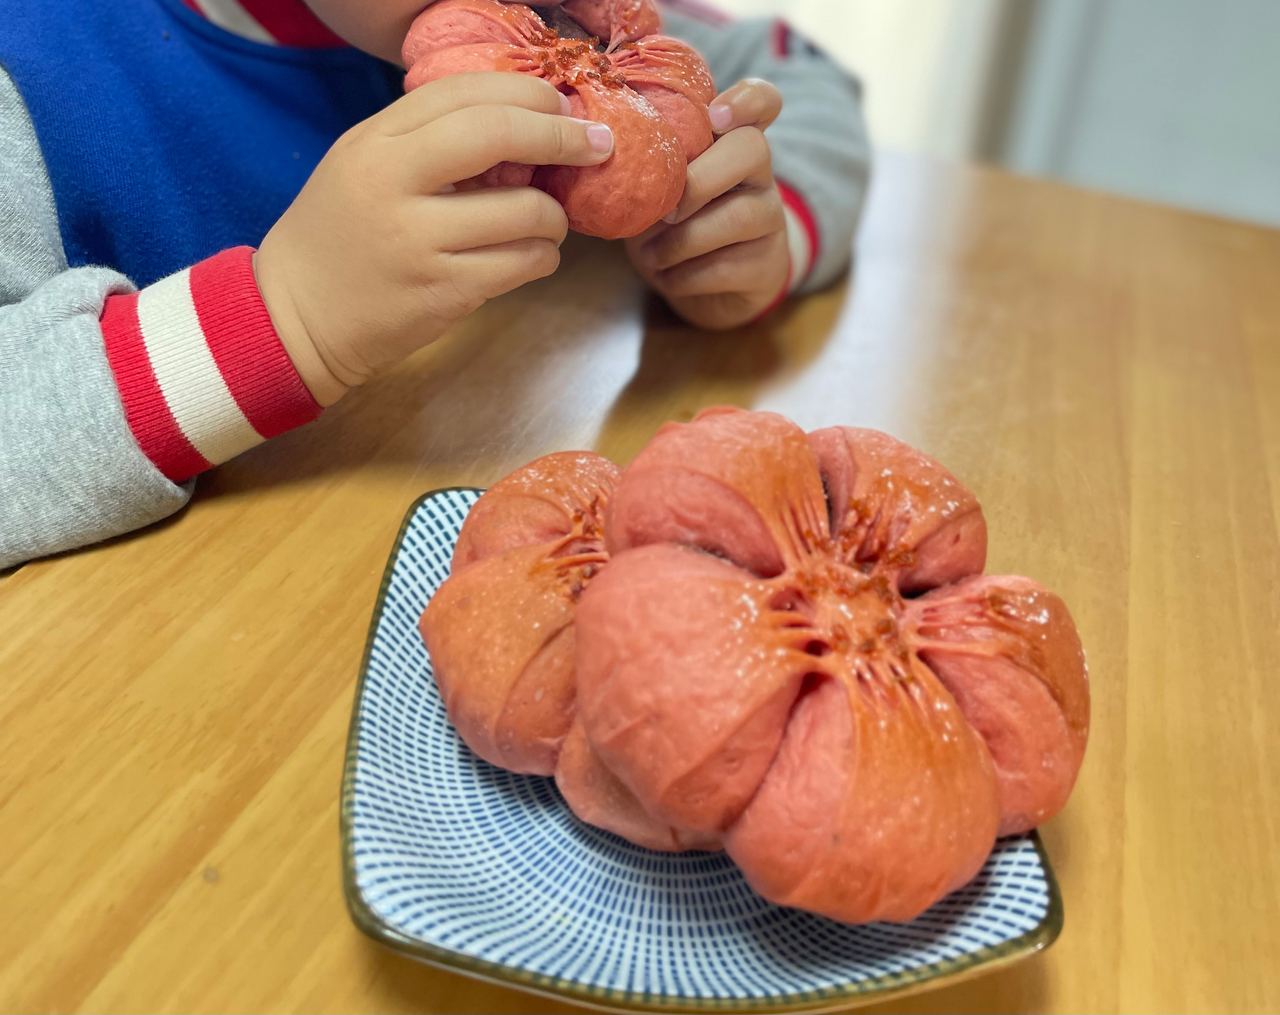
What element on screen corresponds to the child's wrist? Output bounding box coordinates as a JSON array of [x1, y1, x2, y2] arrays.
[[252, 251, 350, 407]]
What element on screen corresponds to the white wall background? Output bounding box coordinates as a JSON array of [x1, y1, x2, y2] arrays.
[[716, 0, 1006, 161], [716, 0, 1280, 226], [1002, 0, 1280, 226]]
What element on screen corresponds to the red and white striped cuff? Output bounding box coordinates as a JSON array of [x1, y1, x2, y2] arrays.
[[101, 247, 322, 484], [777, 179, 821, 294]]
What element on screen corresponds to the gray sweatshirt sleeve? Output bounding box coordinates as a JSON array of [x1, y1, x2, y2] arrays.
[[657, 4, 872, 293], [0, 66, 192, 571]]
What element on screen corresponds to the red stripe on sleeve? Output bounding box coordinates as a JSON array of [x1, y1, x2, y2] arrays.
[[101, 292, 212, 483], [235, 0, 348, 48], [776, 179, 821, 281], [188, 247, 323, 440], [772, 19, 790, 59]]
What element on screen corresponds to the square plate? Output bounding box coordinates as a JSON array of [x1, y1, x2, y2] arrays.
[[341, 489, 1063, 1013]]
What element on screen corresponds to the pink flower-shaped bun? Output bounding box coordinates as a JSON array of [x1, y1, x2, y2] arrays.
[[420, 409, 1090, 924]]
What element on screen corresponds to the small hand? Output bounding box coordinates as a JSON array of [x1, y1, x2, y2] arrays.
[[256, 72, 614, 405], [625, 79, 790, 330]]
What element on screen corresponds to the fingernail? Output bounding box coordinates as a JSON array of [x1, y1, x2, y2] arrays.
[[663, 209, 680, 224], [586, 122, 614, 154], [708, 104, 733, 131], [558, 92, 572, 116]]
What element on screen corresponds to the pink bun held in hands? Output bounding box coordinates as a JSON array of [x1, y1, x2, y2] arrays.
[[401, 0, 716, 238]]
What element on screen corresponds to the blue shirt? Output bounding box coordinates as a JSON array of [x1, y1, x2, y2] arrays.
[[0, 0, 403, 287]]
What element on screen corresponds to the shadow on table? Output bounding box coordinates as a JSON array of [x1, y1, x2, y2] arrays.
[[593, 280, 848, 465], [191, 243, 850, 512], [357, 935, 1049, 1014], [195, 235, 651, 500], [193, 305, 594, 500]]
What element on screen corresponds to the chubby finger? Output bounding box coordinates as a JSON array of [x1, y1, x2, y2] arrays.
[[430, 187, 570, 252], [665, 126, 772, 226], [706, 79, 784, 134], [654, 234, 781, 299], [406, 104, 614, 191], [638, 190, 783, 272], [450, 237, 563, 300], [378, 72, 571, 136]]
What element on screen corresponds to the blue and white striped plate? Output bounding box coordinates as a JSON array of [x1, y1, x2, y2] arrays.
[[341, 489, 1063, 1013]]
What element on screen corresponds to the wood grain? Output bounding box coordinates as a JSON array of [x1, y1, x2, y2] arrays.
[[2, 153, 1278, 1014]]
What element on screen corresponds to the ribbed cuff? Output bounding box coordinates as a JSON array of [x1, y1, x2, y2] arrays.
[[101, 246, 322, 483]]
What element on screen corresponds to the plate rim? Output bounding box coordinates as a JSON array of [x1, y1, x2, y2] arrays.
[[339, 488, 1065, 1014]]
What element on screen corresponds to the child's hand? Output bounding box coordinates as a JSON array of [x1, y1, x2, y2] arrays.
[[256, 73, 614, 406], [624, 80, 789, 330]]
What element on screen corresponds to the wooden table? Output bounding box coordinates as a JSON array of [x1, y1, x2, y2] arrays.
[[2, 152, 1278, 1014]]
